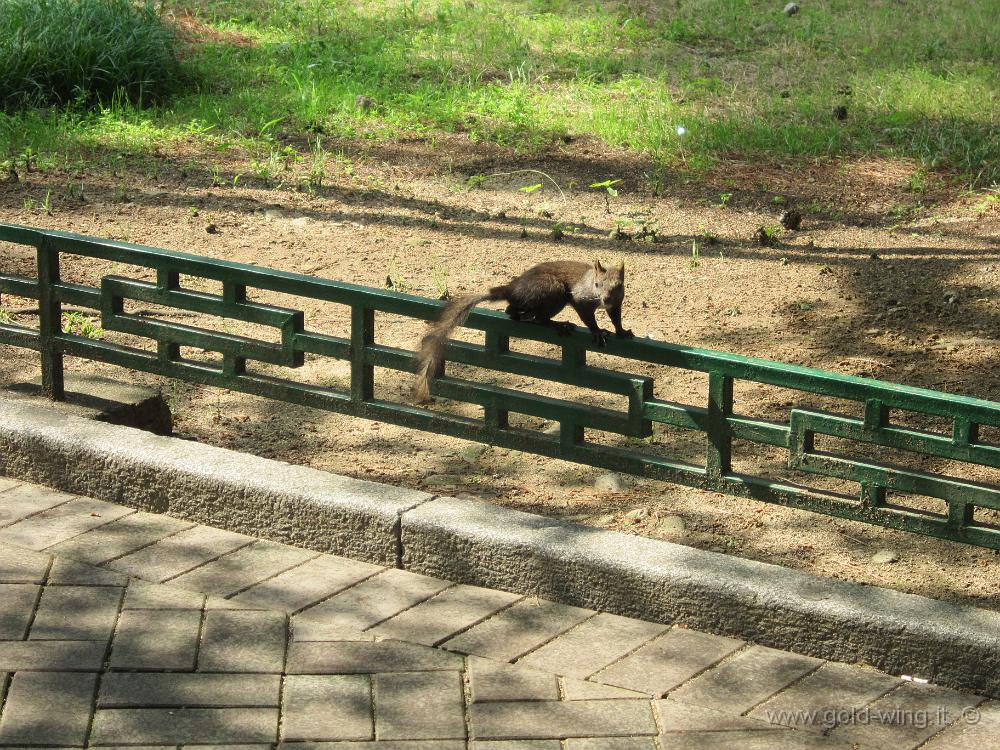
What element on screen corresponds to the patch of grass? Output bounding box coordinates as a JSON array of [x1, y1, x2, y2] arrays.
[[1, 0, 998, 185], [0, 0, 182, 109]]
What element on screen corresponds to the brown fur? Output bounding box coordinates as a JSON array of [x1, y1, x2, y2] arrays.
[[412, 259, 630, 402]]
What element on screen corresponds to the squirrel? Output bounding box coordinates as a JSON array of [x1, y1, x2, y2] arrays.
[[412, 259, 633, 402]]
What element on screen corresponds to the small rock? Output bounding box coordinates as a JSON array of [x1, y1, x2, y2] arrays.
[[783, 2, 800, 15], [594, 472, 626, 493], [658, 515, 687, 535], [871, 549, 900, 564], [623, 507, 648, 523], [541, 423, 561, 436], [424, 474, 463, 487], [459, 444, 486, 463], [205, 223, 218, 234], [645, 331, 663, 340]]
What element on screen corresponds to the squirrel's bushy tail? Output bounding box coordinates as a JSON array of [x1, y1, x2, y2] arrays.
[[412, 286, 508, 402]]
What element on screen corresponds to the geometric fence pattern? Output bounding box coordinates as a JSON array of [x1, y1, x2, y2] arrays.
[[2, 222, 999, 549]]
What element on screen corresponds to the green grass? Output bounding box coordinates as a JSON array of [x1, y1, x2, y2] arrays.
[[2, 0, 999, 186], [0, 0, 182, 109]]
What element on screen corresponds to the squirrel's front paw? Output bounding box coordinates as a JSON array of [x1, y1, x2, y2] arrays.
[[554, 322, 576, 336], [616, 328, 634, 339], [592, 329, 609, 347]]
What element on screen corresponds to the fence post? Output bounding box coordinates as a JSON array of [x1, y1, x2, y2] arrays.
[[351, 305, 374, 402], [37, 237, 64, 400], [706, 371, 732, 478]]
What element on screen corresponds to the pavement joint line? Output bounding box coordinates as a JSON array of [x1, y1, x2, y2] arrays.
[[0, 495, 75, 531], [85, 517, 199, 566], [220, 550, 324, 601], [392, 494, 437, 570], [732, 656, 827, 718], [651, 640, 760, 701], [35, 507, 139, 554], [406, 588, 530, 649], [278, 566, 387, 618], [157, 537, 259, 585], [83, 575, 127, 745], [192, 588, 210, 673], [499, 610, 603, 664]]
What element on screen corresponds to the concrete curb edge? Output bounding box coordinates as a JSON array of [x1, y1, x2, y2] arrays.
[[1, 399, 997, 697]]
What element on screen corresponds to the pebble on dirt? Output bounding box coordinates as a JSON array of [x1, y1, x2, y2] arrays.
[[658, 515, 687, 535], [871, 549, 901, 564], [595, 472, 626, 493]]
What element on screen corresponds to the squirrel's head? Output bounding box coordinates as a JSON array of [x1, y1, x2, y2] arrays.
[[593, 259, 625, 309]]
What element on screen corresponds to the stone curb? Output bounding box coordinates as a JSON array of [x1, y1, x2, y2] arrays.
[[1, 399, 998, 697], [0, 400, 427, 566]]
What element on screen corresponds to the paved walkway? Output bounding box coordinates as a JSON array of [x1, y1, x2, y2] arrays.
[[0, 477, 995, 749]]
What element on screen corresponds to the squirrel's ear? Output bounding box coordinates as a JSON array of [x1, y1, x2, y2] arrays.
[[616, 259, 625, 275], [593, 259, 606, 273]]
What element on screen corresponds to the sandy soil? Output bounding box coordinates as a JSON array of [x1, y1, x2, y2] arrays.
[[2, 134, 999, 611]]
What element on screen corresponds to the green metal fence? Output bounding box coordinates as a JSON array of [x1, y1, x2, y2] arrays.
[[2, 222, 1000, 549]]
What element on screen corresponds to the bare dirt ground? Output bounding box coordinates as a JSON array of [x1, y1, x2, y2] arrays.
[[2, 135, 1000, 611]]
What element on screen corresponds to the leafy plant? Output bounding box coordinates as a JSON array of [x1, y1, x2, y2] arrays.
[[689, 240, 700, 268], [61, 311, 103, 339], [431, 264, 450, 300], [589, 178, 621, 213], [718, 193, 733, 207]]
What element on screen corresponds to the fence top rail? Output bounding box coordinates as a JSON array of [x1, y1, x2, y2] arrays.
[[4, 221, 1000, 424]]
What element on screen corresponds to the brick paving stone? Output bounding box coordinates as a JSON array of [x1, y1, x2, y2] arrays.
[[517, 612, 668, 678], [198, 610, 287, 673], [168, 539, 318, 597], [375, 670, 466, 740], [922, 701, 1000, 749], [660, 730, 846, 748], [561, 677, 646, 700], [47, 557, 129, 586], [0, 640, 107, 671], [370, 584, 522, 646], [205, 595, 271, 610], [109, 609, 202, 670], [0, 545, 50, 583], [831, 682, 980, 749], [568, 740, 658, 750], [0, 671, 97, 746], [0, 497, 133, 550], [592, 627, 744, 696], [30, 584, 122, 641], [281, 674, 372, 741], [656, 698, 789, 732], [46, 511, 194, 565], [473, 742, 562, 750], [292, 568, 451, 640], [0, 584, 40, 639], [280, 743, 466, 750], [669, 645, 823, 713], [99, 673, 281, 707], [470, 698, 658, 739], [90, 708, 279, 744], [749, 662, 902, 730], [107, 525, 253, 582], [123, 579, 206, 609], [288, 641, 463, 674], [233, 553, 383, 612], [468, 656, 560, 702], [443, 600, 595, 662], [0, 483, 73, 527]]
